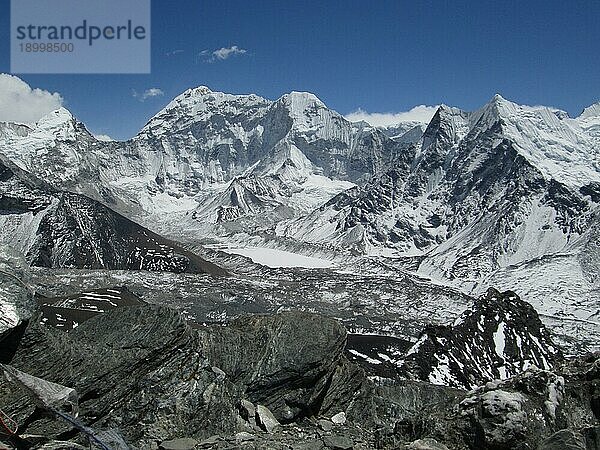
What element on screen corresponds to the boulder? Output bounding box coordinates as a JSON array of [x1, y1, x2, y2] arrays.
[[159, 438, 198, 450], [403, 438, 450, 450], [330, 412, 346, 425], [256, 404, 280, 433], [234, 431, 255, 442], [322, 435, 354, 449], [318, 419, 334, 431]]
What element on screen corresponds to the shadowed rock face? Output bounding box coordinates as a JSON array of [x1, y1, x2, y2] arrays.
[[197, 311, 347, 422], [29, 192, 228, 275], [398, 288, 561, 390], [0, 158, 227, 276], [0, 306, 349, 448]]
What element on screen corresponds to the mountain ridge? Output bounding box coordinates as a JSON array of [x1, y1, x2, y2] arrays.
[[1, 88, 598, 351]]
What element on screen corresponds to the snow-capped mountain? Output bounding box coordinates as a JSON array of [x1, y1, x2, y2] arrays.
[[0, 156, 226, 275], [281, 96, 599, 253], [1, 88, 598, 350], [0, 88, 407, 239], [283, 99, 597, 258]]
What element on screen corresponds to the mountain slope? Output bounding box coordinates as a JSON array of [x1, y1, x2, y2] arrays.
[[0, 157, 226, 275]]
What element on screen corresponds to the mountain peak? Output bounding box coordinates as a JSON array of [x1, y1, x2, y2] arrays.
[[36, 107, 75, 129], [140, 87, 270, 137], [469, 94, 518, 130], [181, 85, 213, 97], [492, 92, 506, 103], [278, 91, 325, 111], [168, 86, 214, 106], [484, 93, 513, 112], [578, 101, 600, 120]]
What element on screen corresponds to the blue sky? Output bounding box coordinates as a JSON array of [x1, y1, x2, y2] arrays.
[[0, 0, 599, 140]]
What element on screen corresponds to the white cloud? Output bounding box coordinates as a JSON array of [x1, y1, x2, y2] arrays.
[[133, 88, 164, 102], [0, 74, 63, 123], [345, 105, 439, 127], [166, 49, 184, 57], [202, 45, 248, 62]]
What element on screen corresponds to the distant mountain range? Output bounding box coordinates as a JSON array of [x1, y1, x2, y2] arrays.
[[0, 87, 598, 350]]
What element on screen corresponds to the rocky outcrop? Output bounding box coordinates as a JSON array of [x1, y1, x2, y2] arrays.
[[540, 429, 587, 450], [1, 305, 241, 448], [0, 306, 350, 448], [375, 358, 599, 450], [398, 288, 561, 389], [196, 311, 347, 422]]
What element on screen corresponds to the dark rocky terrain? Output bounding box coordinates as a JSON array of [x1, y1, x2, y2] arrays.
[[397, 288, 562, 390], [0, 281, 598, 449]]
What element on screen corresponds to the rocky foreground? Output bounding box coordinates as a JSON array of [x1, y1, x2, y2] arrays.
[[0, 281, 598, 449]]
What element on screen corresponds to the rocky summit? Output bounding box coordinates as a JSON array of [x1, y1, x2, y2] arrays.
[[397, 288, 562, 390]]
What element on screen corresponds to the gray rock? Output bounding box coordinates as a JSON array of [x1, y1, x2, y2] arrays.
[[318, 419, 334, 431], [539, 429, 587, 450], [198, 435, 222, 448], [330, 412, 346, 425], [235, 432, 255, 442], [198, 311, 346, 422], [2, 288, 598, 450], [582, 426, 600, 450], [322, 435, 354, 449], [239, 399, 256, 422], [212, 366, 226, 380], [256, 404, 280, 433], [159, 438, 198, 450], [318, 358, 374, 426], [292, 439, 325, 450], [37, 442, 88, 450], [403, 438, 450, 450]]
